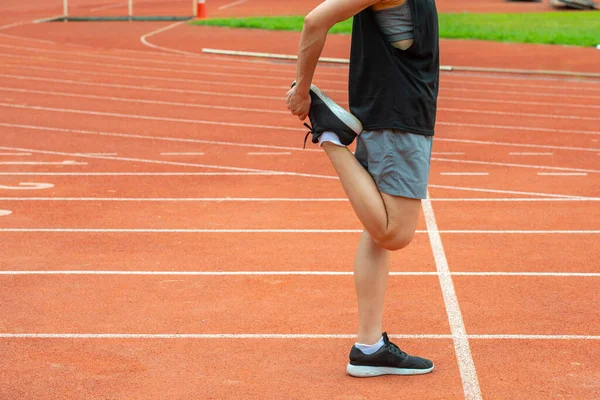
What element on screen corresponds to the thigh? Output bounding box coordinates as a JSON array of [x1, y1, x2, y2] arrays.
[[381, 193, 422, 235]]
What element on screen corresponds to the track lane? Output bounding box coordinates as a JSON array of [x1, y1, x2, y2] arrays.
[[0, 338, 463, 400], [0, 232, 436, 273], [0, 275, 449, 334]]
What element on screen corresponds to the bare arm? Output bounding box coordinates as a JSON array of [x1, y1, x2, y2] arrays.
[[286, 0, 379, 120]]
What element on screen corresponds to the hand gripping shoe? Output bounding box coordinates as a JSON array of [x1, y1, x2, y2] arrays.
[[291, 81, 363, 148]]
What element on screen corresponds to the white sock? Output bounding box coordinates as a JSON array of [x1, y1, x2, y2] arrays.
[[318, 131, 345, 147], [355, 336, 385, 355]]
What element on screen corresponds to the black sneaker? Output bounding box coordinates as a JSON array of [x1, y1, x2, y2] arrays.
[[347, 333, 434, 377], [291, 81, 363, 148]]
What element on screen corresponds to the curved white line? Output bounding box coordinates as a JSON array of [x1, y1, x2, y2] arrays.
[[140, 21, 201, 57]]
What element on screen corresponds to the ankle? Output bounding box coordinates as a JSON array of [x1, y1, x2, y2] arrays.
[[355, 335, 385, 355], [357, 331, 383, 346], [319, 131, 346, 147]]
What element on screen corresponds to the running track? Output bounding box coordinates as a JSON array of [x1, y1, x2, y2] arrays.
[[0, 1, 599, 399]]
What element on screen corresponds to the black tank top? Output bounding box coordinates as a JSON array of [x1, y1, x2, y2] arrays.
[[348, 0, 440, 136]]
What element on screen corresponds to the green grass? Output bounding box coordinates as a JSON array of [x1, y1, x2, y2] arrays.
[[191, 12, 600, 47]]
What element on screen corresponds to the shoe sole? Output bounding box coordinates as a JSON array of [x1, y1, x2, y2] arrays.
[[309, 84, 363, 136], [346, 363, 434, 377], [551, 0, 598, 8]]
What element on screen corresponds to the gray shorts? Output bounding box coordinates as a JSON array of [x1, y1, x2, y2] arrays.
[[354, 130, 433, 200]]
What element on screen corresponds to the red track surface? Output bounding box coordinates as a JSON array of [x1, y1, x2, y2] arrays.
[[1, 1, 599, 399]]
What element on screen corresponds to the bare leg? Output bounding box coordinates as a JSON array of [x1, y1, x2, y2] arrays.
[[354, 230, 390, 344], [321, 142, 421, 251], [321, 142, 423, 345]]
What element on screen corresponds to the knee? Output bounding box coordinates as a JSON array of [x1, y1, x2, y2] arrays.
[[373, 229, 415, 251]]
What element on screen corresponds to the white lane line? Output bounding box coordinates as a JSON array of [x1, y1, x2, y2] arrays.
[[2, 38, 597, 86], [537, 172, 588, 176], [2, 49, 599, 96], [0, 172, 279, 176], [0, 229, 598, 234], [0, 85, 290, 114], [13, 62, 600, 104], [0, 103, 597, 163], [218, 0, 249, 10], [429, 184, 585, 199], [0, 21, 29, 31], [436, 138, 599, 154], [445, 86, 600, 101], [442, 76, 600, 93], [0, 155, 587, 199], [0, 103, 305, 133], [422, 194, 482, 400], [452, 272, 600, 277], [510, 152, 553, 156], [5, 50, 597, 93], [0, 270, 401, 276], [22, 60, 600, 100], [2, 52, 597, 100], [441, 172, 489, 176], [438, 121, 599, 137], [441, 231, 600, 234], [0, 229, 364, 233], [0, 145, 336, 181], [0, 198, 349, 202], [432, 152, 465, 155], [3, 121, 596, 173], [431, 198, 600, 202], [4, 83, 599, 133], [161, 152, 205, 156], [3, 41, 600, 86], [469, 335, 600, 340], [0, 145, 263, 174], [0, 148, 592, 202], [0, 333, 447, 340], [4, 63, 302, 92], [0, 73, 283, 100], [440, 107, 600, 122], [3, 85, 596, 137], [1, 271, 598, 277], [247, 152, 292, 156], [0, 53, 323, 84], [0, 210, 12, 216], [81, 153, 117, 156], [0, 33, 56, 44], [11, 60, 600, 103], [0, 122, 318, 153], [0, 182, 54, 190], [140, 21, 198, 57], [432, 158, 599, 174], [0, 333, 598, 340], [0, 43, 309, 75], [2, 197, 599, 202], [0, 152, 31, 156], [2, 73, 600, 138], [0, 161, 86, 165], [441, 96, 600, 110]]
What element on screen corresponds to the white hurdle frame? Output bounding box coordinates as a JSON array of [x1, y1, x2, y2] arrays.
[[62, 0, 172, 19]]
